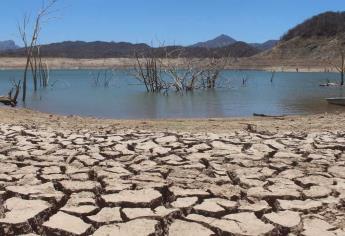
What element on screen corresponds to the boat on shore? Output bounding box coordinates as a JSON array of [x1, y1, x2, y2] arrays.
[[326, 97, 345, 106]]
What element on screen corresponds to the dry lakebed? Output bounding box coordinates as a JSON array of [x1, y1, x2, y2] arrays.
[[0, 108, 344, 235]]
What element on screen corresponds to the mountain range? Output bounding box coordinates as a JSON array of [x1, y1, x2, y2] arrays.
[[191, 34, 237, 48], [191, 34, 278, 51], [0, 40, 261, 59], [0, 40, 19, 52], [0, 36, 275, 59], [1, 11, 345, 63]]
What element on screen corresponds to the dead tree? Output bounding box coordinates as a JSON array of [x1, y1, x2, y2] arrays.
[[133, 51, 168, 93], [18, 0, 58, 101], [241, 73, 249, 86], [333, 50, 345, 86], [133, 48, 231, 94], [0, 80, 21, 107], [30, 46, 50, 89], [38, 50, 50, 87], [160, 48, 205, 92], [92, 69, 113, 87], [199, 57, 229, 89], [270, 71, 276, 83], [162, 50, 229, 92]]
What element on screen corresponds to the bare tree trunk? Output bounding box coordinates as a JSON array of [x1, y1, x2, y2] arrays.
[[33, 48, 38, 90], [0, 80, 21, 107], [330, 46, 345, 86], [19, 0, 58, 101], [22, 55, 31, 102], [341, 53, 344, 86], [29, 50, 38, 91]]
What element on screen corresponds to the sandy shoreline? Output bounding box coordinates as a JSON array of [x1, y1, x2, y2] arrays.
[[0, 106, 344, 133], [0, 57, 337, 72]]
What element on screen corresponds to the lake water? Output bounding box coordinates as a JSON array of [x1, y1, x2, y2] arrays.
[[0, 69, 344, 119]]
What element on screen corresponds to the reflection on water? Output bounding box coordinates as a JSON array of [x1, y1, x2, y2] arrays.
[[0, 69, 344, 119]]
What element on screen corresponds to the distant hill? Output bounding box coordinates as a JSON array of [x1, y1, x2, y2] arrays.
[[250, 40, 279, 51], [191, 34, 237, 48], [0, 40, 19, 52], [282, 11, 345, 41], [38, 41, 151, 58], [218, 41, 261, 57], [1, 40, 261, 58], [191, 34, 277, 51], [254, 11, 345, 64]]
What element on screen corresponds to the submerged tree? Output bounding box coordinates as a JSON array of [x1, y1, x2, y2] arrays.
[[30, 46, 50, 89], [333, 50, 345, 86], [326, 41, 345, 86], [133, 50, 169, 93], [92, 69, 114, 87], [160, 49, 206, 92], [199, 57, 229, 89], [270, 70, 276, 83], [18, 0, 58, 102], [133, 47, 231, 94]]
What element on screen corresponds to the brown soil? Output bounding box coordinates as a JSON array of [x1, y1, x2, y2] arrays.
[[0, 57, 337, 72], [0, 106, 344, 133]]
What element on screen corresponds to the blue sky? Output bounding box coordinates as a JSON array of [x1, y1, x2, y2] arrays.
[[1, 0, 345, 46]]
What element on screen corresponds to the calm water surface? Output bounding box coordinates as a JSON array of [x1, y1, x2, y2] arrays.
[[0, 69, 344, 119]]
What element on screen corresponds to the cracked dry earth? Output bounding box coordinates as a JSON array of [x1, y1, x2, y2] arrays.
[[0, 124, 345, 236]]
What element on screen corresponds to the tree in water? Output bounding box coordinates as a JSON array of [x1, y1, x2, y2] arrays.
[[18, 0, 58, 102]]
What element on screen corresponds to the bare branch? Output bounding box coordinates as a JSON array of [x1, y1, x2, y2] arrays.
[[18, 0, 59, 101]]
